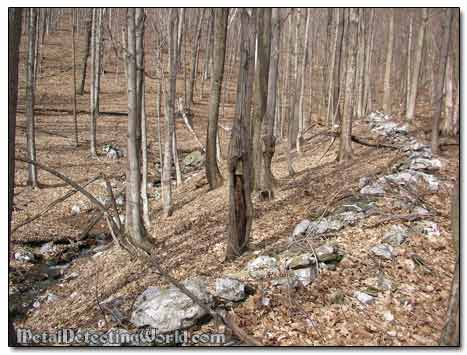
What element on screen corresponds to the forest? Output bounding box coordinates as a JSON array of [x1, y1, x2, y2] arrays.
[[8, 7, 459, 347]]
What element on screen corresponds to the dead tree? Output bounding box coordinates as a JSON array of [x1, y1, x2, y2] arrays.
[[26, 8, 39, 188], [338, 8, 359, 161], [260, 8, 281, 200], [431, 9, 454, 155], [226, 9, 255, 261], [206, 9, 228, 190], [8, 8, 23, 347]]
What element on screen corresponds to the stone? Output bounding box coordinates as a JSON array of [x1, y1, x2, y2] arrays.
[[359, 176, 371, 189], [383, 310, 394, 322], [382, 225, 408, 246], [14, 250, 35, 263], [115, 195, 125, 206], [417, 172, 440, 192], [214, 277, 246, 302], [130, 278, 213, 333], [410, 157, 442, 172], [285, 253, 316, 270], [39, 242, 55, 255], [330, 290, 345, 304], [46, 292, 58, 303], [370, 244, 394, 260], [337, 211, 364, 226], [292, 267, 317, 287], [360, 182, 385, 196], [71, 204, 81, 216], [183, 150, 204, 167], [316, 244, 339, 262], [247, 256, 279, 279], [292, 219, 311, 239], [354, 291, 375, 305], [384, 171, 418, 187], [415, 221, 440, 238], [271, 273, 299, 289]]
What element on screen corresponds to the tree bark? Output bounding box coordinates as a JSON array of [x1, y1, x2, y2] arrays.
[[187, 9, 204, 107], [78, 12, 92, 95], [8, 8, 23, 347], [406, 8, 428, 121], [382, 10, 394, 113], [206, 8, 228, 190], [260, 8, 281, 200], [431, 9, 453, 155], [251, 8, 271, 190], [338, 8, 358, 162], [162, 9, 179, 217], [226, 9, 254, 261], [89, 9, 98, 157], [26, 8, 39, 188], [297, 9, 310, 154], [71, 9, 79, 146]]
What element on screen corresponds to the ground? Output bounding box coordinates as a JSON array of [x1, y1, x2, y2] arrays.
[[10, 23, 459, 346]]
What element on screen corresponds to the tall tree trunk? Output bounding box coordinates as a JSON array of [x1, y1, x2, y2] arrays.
[[406, 8, 428, 121], [338, 8, 358, 162], [8, 8, 23, 347], [297, 9, 310, 154], [71, 9, 79, 147], [141, 83, 150, 227], [405, 16, 413, 114], [89, 9, 98, 157], [251, 8, 271, 190], [382, 10, 394, 113], [187, 10, 204, 107], [126, 8, 150, 248], [441, 54, 454, 136], [206, 8, 228, 190], [162, 9, 179, 217], [260, 8, 281, 200], [431, 9, 453, 155], [78, 13, 92, 95], [26, 8, 39, 188], [226, 9, 254, 261], [439, 177, 459, 346]]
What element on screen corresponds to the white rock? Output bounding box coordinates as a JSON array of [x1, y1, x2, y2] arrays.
[[247, 256, 279, 279], [354, 291, 375, 305], [14, 250, 35, 262], [292, 267, 317, 287], [383, 310, 394, 322], [292, 219, 311, 238], [214, 277, 246, 301], [370, 244, 394, 260]]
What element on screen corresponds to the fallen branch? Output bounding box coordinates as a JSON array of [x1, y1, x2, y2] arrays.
[[365, 213, 429, 229]]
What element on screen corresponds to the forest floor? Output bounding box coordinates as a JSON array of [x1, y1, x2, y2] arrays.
[[10, 26, 459, 346]]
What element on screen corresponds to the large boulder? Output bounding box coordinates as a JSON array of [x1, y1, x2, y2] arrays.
[[131, 278, 213, 333]]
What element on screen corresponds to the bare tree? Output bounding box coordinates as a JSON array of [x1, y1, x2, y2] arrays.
[[26, 8, 39, 188], [406, 8, 428, 121], [187, 9, 204, 107], [126, 8, 151, 247], [382, 9, 394, 112], [431, 9, 453, 155], [338, 8, 359, 161], [226, 9, 255, 261], [78, 12, 92, 95], [297, 8, 310, 154], [162, 9, 179, 217], [206, 9, 228, 190], [71, 9, 79, 146], [251, 8, 271, 190], [8, 8, 23, 347], [260, 8, 281, 200]]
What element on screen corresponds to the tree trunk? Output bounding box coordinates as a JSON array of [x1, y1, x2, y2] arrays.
[[338, 8, 358, 162], [89, 9, 98, 157], [382, 10, 394, 113], [406, 8, 428, 121], [206, 8, 228, 190], [251, 8, 271, 191], [162, 9, 179, 217], [141, 83, 150, 227], [26, 8, 39, 188], [431, 9, 453, 155], [187, 10, 204, 107], [441, 54, 454, 136], [71, 9, 79, 146], [297, 9, 310, 154], [260, 8, 281, 200], [8, 8, 23, 347], [405, 16, 413, 114], [126, 8, 150, 248], [439, 177, 459, 346], [226, 9, 254, 261], [78, 13, 92, 95]]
